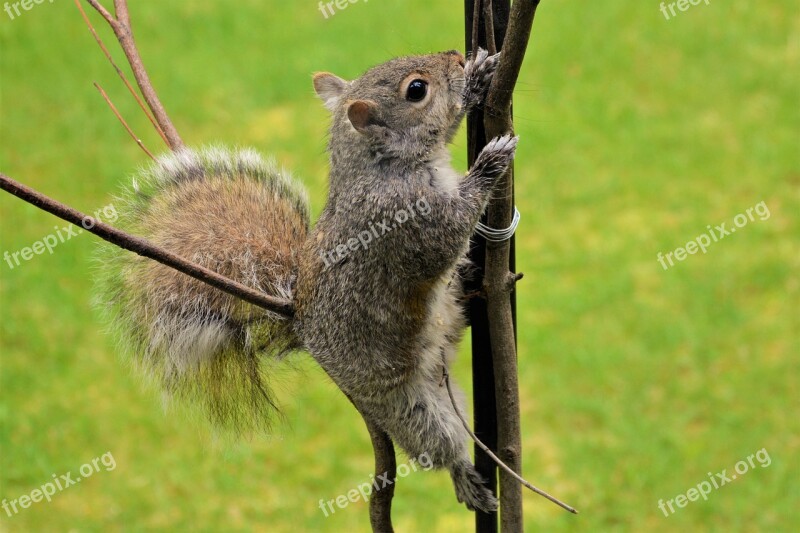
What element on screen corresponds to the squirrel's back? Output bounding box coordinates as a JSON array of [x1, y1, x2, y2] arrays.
[[97, 146, 309, 432]]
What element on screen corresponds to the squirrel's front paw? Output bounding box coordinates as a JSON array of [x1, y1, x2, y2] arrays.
[[464, 48, 501, 108], [469, 134, 519, 187]]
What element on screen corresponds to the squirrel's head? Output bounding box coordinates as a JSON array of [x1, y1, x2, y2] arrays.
[[313, 50, 467, 162]]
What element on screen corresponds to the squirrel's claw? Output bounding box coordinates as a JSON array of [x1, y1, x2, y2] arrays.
[[469, 134, 519, 188], [464, 48, 501, 109], [451, 460, 499, 513]]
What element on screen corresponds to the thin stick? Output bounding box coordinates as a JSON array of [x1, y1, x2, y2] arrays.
[[471, 0, 482, 56], [474, 2, 546, 530], [113, 0, 131, 28], [74, 0, 169, 147], [0, 173, 294, 318], [444, 371, 578, 514], [85, 0, 184, 150], [485, 0, 540, 117], [85, 0, 114, 25], [94, 83, 156, 161], [346, 395, 396, 533], [483, 0, 497, 55]]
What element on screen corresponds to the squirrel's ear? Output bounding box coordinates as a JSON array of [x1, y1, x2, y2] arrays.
[[313, 72, 349, 112], [347, 100, 383, 134]]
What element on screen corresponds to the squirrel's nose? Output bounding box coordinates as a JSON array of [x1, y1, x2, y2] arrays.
[[445, 50, 466, 68]]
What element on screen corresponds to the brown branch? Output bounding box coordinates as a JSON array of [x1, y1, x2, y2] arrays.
[[481, 1, 565, 531], [366, 426, 396, 532], [74, 0, 170, 147], [349, 398, 396, 533], [485, 244, 523, 532], [113, 0, 131, 28], [471, 0, 482, 56], [84, 0, 114, 25], [84, 0, 184, 150], [0, 172, 294, 318], [483, 0, 498, 55], [94, 83, 156, 161], [485, 0, 540, 121]]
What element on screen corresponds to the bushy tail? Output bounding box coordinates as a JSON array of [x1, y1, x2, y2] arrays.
[[96, 146, 310, 432]]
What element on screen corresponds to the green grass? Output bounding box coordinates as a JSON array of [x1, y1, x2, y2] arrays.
[[1, 1, 798, 531]]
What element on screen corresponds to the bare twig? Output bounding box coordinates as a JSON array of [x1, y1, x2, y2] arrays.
[[444, 370, 577, 514], [483, 0, 543, 530], [347, 396, 396, 533], [94, 83, 156, 161], [366, 425, 396, 533], [483, 0, 497, 55], [484, 0, 540, 121], [74, 0, 169, 147], [113, 0, 131, 28], [471, 0, 482, 56], [0, 173, 294, 318], [85, 0, 114, 25], [84, 0, 184, 150], [504, 271, 524, 292]]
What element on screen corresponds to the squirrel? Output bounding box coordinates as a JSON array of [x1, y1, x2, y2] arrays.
[[98, 48, 518, 513]]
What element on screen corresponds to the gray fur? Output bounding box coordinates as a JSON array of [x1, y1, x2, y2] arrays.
[[99, 50, 517, 513], [296, 49, 516, 512]]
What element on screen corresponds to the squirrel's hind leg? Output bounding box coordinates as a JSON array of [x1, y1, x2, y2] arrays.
[[372, 369, 498, 513]]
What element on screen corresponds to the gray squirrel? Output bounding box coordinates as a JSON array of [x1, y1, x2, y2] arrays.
[[98, 48, 518, 513]]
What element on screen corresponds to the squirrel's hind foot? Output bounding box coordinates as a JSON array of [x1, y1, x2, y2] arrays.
[[450, 460, 498, 513]]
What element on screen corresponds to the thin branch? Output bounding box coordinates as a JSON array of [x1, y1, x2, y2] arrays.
[[0, 173, 294, 318], [366, 425, 396, 533], [485, 0, 540, 120], [483, 0, 497, 55], [480, 1, 548, 530], [85, 0, 115, 26], [113, 0, 131, 28], [444, 371, 577, 514], [471, 0, 482, 56], [74, 0, 169, 147], [94, 83, 156, 161], [84, 0, 184, 150], [347, 396, 396, 533]]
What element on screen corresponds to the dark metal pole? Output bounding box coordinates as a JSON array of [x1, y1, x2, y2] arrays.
[[464, 2, 514, 532]]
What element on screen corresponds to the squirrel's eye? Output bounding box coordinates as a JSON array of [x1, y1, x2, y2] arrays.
[[406, 79, 428, 102]]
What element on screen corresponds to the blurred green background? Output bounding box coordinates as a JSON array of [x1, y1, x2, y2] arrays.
[[1, 1, 798, 531]]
